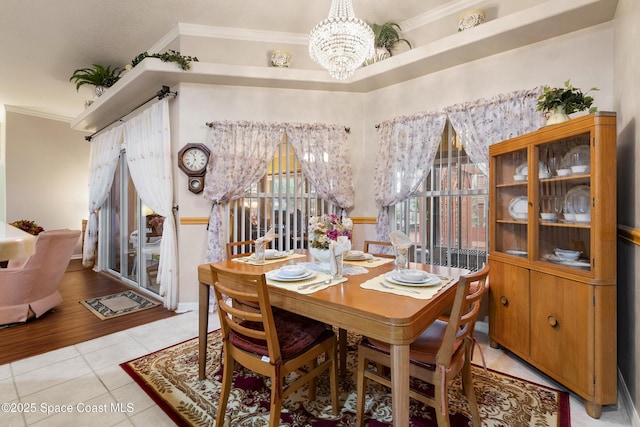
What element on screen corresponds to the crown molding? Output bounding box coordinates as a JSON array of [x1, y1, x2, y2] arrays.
[[151, 22, 309, 53], [5, 105, 74, 123], [402, 0, 486, 32]]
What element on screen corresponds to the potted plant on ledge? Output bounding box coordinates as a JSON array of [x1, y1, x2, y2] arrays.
[[364, 22, 412, 65], [537, 80, 599, 125], [69, 64, 124, 97]]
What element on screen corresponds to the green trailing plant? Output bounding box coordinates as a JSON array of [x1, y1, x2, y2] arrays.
[[536, 80, 599, 115], [371, 22, 412, 55], [69, 64, 124, 90], [10, 220, 44, 235], [131, 50, 199, 71]]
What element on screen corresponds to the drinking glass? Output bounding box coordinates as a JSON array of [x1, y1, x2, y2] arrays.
[[394, 246, 409, 271], [254, 241, 266, 264], [331, 253, 344, 279]]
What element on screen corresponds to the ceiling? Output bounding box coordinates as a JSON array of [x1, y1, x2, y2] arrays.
[[2, 0, 453, 120], [0, 0, 606, 122]]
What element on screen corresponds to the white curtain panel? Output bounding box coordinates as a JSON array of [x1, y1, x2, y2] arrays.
[[373, 111, 447, 241], [445, 87, 546, 176], [203, 121, 284, 262], [124, 98, 178, 309], [285, 123, 354, 212], [82, 125, 123, 267]]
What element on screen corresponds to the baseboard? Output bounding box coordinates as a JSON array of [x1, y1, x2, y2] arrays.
[[618, 368, 640, 427]]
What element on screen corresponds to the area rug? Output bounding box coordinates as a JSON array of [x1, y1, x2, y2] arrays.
[[80, 290, 160, 320], [121, 330, 570, 426]]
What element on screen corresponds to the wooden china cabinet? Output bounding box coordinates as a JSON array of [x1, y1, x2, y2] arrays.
[[488, 112, 617, 419]]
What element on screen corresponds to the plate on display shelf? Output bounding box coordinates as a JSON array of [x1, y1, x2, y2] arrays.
[[505, 249, 528, 257], [508, 196, 528, 221], [266, 269, 317, 282], [384, 271, 441, 287], [560, 145, 590, 171], [543, 254, 590, 270], [515, 161, 549, 177]]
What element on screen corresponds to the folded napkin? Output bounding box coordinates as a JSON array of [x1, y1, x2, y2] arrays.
[[329, 236, 351, 278], [256, 226, 277, 244], [389, 230, 411, 249]]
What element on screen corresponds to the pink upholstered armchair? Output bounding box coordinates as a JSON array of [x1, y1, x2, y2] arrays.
[[0, 229, 81, 325]]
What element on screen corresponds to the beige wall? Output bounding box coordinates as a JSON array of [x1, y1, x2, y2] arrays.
[[614, 0, 640, 421], [5, 111, 91, 255]]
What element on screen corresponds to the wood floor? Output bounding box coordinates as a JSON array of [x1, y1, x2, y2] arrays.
[[0, 259, 177, 365]]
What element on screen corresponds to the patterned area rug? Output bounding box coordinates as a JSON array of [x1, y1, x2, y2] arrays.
[[121, 330, 570, 426], [80, 290, 160, 320]]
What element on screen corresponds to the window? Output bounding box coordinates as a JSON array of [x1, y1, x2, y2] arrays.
[[228, 138, 337, 254], [392, 124, 488, 271]]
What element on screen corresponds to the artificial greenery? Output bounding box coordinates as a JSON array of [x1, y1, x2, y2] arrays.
[[69, 64, 124, 90], [536, 80, 599, 115], [131, 50, 199, 71], [10, 220, 44, 235], [371, 22, 412, 54]]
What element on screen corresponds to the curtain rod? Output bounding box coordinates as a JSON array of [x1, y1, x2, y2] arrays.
[[204, 122, 350, 133], [85, 85, 178, 141]]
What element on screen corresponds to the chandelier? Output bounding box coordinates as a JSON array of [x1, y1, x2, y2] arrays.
[[308, 0, 374, 80]]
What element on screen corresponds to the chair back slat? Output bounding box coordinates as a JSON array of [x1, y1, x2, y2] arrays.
[[436, 263, 490, 367], [211, 267, 282, 361]]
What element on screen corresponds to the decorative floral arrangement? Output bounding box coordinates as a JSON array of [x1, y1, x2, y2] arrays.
[[10, 220, 44, 235], [308, 214, 353, 250]]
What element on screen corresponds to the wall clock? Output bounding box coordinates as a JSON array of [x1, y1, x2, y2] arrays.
[[178, 143, 210, 194]]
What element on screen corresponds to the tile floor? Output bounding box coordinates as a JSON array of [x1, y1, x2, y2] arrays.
[[0, 312, 633, 426]]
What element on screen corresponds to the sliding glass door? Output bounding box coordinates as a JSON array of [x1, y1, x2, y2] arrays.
[[104, 152, 163, 295]]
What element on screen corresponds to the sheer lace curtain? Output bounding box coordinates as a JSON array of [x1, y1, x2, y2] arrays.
[[203, 121, 284, 262], [445, 87, 546, 176], [82, 125, 123, 267], [285, 123, 354, 212], [124, 98, 178, 309], [373, 112, 447, 240]]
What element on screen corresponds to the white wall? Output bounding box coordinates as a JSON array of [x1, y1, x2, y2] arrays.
[[613, 0, 640, 423], [5, 111, 91, 255], [173, 83, 365, 306], [354, 23, 614, 218]]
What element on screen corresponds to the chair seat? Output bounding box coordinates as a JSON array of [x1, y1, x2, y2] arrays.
[[230, 309, 331, 359], [364, 320, 463, 367]]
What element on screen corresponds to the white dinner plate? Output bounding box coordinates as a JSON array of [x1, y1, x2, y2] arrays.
[[384, 272, 441, 287], [543, 254, 590, 270], [506, 249, 528, 257], [265, 250, 288, 260], [266, 269, 316, 282], [344, 253, 374, 261], [508, 196, 528, 221]]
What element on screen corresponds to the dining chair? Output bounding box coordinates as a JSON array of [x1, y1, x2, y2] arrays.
[[355, 264, 490, 427], [226, 240, 256, 259], [363, 240, 395, 258], [209, 265, 340, 427]]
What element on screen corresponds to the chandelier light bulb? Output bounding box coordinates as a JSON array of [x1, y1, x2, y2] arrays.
[[308, 0, 374, 80]]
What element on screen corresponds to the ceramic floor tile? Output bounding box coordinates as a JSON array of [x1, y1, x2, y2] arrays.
[[29, 393, 128, 427], [0, 363, 12, 380], [80, 337, 150, 372], [111, 381, 158, 412], [74, 331, 131, 355], [94, 364, 134, 391], [10, 346, 81, 377], [0, 376, 18, 402], [13, 356, 92, 397], [22, 372, 108, 425]]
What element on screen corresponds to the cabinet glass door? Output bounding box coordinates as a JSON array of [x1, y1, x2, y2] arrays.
[[494, 148, 528, 257], [536, 133, 591, 272]]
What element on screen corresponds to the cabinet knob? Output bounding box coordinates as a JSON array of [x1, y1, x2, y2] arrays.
[[500, 296, 508, 306], [548, 316, 558, 327]]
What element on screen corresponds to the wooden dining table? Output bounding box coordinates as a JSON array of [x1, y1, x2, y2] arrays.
[[197, 251, 469, 427]]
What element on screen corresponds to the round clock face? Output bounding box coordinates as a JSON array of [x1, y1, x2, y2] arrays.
[[182, 147, 209, 173]]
